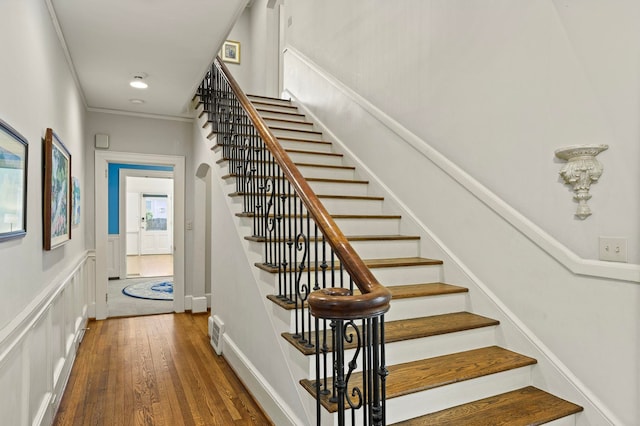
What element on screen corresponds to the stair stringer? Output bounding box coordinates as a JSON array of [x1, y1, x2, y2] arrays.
[[194, 125, 315, 425], [281, 87, 616, 425]]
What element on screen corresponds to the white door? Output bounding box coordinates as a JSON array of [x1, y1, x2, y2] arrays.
[[140, 194, 173, 255]]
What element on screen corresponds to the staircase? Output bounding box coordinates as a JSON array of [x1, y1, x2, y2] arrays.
[[195, 90, 583, 425]]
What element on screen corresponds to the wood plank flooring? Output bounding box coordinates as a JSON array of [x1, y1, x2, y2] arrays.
[[53, 313, 272, 426]]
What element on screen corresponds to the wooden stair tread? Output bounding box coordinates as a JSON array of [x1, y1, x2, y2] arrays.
[[300, 346, 537, 413], [392, 386, 583, 425], [275, 136, 333, 145], [247, 94, 292, 103], [268, 282, 467, 311], [249, 100, 298, 110], [246, 234, 419, 243], [282, 312, 499, 355], [256, 107, 306, 119], [255, 257, 442, 274]]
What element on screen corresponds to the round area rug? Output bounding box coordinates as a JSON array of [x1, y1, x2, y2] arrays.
[[122, 280, 174, 301]]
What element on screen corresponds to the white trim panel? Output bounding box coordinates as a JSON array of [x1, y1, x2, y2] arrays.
[[0, 253, 91, 426]]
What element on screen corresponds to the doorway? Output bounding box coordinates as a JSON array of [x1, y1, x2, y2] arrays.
[[95, 151, 185, 321], [109, 169, 176, 317], [124, 174, 174, 278]]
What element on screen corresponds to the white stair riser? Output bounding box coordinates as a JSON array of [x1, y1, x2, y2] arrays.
[[385, 292, 467, 321], [253, 237, 419, 261], [298, 327, 499, 379], [544, 417, 578, 426], [307, 180, 369, 197], [264, 118, 316, 132], [286, 151, 344, 166], [318, 366, 534, 426], [265, 265, 442, 289], [319, 197, 383, 215], [271, 128, 324, 141], [351, 239, 419, 260], [260, 265, 444, 296], [258, 110, 308, 122], [333, 217, 401, 235], [236, 216, 402, 236], [247, 238, 419, 265], [297, 165, 355, 180], [373, 264, 443, 286], [278, 140, 334, 153]]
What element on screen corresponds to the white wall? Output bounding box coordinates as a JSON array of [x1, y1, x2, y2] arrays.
[[225, 0, 281, 96], [284, 0, 640, 265], [0, 0, 89, 424], [0, 0, 87, 331], [281, 24, 639, 426]]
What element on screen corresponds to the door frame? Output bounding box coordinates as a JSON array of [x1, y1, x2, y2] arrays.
[[119, 169, 174, 277], [95, 150, 185, 320]]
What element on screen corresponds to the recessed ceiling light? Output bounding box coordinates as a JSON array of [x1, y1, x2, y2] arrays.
[[129, 74, 148, 89], [129, 99, 145, 104]]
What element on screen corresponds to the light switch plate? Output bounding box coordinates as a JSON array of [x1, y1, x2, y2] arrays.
[[599, 237, 627, 262]]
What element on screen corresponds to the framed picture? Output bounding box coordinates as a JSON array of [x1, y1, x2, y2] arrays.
[[44, 128, 72, 250], [221, 40, 241, 64], [72, 176, 80, 226], [0, 119, 28, 242]]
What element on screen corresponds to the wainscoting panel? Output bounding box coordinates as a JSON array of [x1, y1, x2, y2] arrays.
[[0, 253, 90, 426], [0, 344, 23, 425]]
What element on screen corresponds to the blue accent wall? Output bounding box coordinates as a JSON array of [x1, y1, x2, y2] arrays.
[[108, 163, 173, 235]]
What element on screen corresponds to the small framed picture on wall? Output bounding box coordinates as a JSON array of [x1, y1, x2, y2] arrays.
[[221, 40, 241, 64], [0, 119, 28, 242]]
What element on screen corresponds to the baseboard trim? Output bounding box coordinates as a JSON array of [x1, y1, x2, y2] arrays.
[[221, 334, 306, 426], [191, 296, 207, 313]]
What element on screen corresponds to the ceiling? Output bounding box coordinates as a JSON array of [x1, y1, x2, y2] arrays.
[[49, 0, 247, 119]]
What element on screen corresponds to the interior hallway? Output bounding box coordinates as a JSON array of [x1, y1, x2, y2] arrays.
[[53, 313, 272, 425]]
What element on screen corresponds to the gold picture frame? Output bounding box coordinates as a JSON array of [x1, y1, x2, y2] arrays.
[[43, 128, 72, 250], [221, 40, 241, 64]]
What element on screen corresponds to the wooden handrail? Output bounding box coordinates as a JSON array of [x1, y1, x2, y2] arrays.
[[215, 58, 391, 320]]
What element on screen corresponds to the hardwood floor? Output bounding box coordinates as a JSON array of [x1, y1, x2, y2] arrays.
[[127, 254, 173, 278], [53, 313, 272, 426]]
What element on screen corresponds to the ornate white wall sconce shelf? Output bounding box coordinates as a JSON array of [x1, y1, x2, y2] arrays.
[[555, 144, 608, 219]]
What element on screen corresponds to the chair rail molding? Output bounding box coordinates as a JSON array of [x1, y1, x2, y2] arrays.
[[555, 144, 609, 220]]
